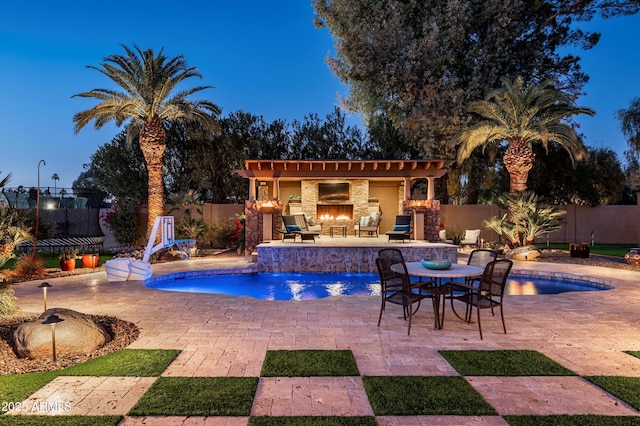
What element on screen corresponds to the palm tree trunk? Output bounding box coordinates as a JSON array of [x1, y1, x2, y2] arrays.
[[503, 140, 534, 194], [139, 117, 166, 242]]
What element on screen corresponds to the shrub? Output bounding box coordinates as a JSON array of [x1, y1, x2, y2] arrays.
[[102, 198, 142, 247], [11, 253, 46, 280], [0, 281, 18, 316]]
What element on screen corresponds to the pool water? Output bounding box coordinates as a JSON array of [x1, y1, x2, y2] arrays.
[[144, 272, 610, 301]]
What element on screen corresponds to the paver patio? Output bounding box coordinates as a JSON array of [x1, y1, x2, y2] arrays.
[[7, 242, 640, 424]]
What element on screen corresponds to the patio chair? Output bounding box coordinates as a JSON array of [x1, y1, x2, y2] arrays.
[[375, 254, 438, 335], [447, 249, 498, 320], [455, 259, 513, 339], [354, 211, 382, 237], [278, 215, 319, 242], [459, 229, 481, 249], [386, 215, 412, 242]]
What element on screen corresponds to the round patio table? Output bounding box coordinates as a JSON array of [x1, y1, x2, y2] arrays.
[[391, 262, 483, 329]]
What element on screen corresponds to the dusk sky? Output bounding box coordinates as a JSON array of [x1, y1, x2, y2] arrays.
[[1, 1, 639, 190]]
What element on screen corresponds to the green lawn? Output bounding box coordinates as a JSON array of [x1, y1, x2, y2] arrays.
[[542, 243, 634, 257]]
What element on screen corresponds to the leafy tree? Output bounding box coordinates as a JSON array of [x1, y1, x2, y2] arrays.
[[72, 45, 220, 238], [618, 97, 640, 153], [313, 0, 635, 150], [452, 76, 594, 194], [83, 132, 148, 202], [289, 107, 368, 159]]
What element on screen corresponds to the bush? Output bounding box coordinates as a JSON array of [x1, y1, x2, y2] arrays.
[[11, 253, 46, 281], [102, 198, 142, 247], [0, 281, 18, 316]]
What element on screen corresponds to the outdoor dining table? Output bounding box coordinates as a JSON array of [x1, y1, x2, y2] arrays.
[[391, 262, 484, 330]]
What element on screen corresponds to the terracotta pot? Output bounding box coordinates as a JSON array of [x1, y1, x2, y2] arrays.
[[81, 253, 99, 268], [60, 259, 76, 271]]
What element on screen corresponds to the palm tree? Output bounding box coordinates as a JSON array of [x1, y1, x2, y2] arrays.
[[451, 76, 595, 194], [51, 173, 59, 198], [72, 45, 220, 239]]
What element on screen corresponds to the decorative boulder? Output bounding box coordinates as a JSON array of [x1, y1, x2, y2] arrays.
[[13, 308, 111, 359], [507, 245, 541, 261]]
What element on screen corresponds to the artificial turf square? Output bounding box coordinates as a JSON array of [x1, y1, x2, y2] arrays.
[[361, 375, 497, 416], [261, 350, 360, 377], [584, 376, 640, 411], [439, 350, 577, 376], [248, 416, 378, 425], [0, 416, 123, 426], [128, 376, 259, 416], [60, 349, 180, 376], [503, 414, 640, 425]]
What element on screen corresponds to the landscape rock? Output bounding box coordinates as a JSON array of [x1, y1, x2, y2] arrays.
[[507, 245, 541, 261], [13, 308, 111, 359]]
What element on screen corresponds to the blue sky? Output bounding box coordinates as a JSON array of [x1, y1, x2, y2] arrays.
[[1, 1, 639, 190]]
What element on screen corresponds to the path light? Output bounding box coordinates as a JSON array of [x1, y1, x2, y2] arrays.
[[42, 314, 63, 362], [38, 282, 51, 311]]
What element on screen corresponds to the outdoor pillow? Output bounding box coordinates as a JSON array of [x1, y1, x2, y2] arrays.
[[285, 224, 302, 233], [360, 216, 371, 226], [439, 229, 448, 240], [307, 215, 317, 226], [392, 224, 410, 232], [369, 212, 381, 226]]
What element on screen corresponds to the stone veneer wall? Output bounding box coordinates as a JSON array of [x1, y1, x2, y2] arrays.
[[403, 200, 441, 242], [299, 179, 374, 234], [257, 244, 458, 273]]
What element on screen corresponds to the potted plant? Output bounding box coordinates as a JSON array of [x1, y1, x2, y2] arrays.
[[59, 249, 79, 271], [368, 194, 379, 203], [81, 252, 100, 268], [288, 193, 301, 203]]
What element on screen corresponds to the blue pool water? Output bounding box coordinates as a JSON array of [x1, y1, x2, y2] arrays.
[[144, 272, 610, 301]]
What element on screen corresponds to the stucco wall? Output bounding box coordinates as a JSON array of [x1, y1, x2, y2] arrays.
[[440, 202, 640, 245]]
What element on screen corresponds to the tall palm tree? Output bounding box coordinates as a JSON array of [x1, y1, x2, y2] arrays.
[[51, 173, 59, 198], [73, 45, 220, 239], [451, 76, 595, 194]]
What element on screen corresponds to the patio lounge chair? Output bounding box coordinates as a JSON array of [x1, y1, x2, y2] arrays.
[[459, 229, 481, 249], [386, 215, 412, 242], [354, 211, 382, 237], [278, 215, 319, 242]]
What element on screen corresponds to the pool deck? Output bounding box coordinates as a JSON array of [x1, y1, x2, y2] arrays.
[[9, 247, 640, 424]]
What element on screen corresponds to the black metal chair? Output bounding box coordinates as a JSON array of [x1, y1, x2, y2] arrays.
[[376, 255, 440, 335], [385, 215, 412, 242], [447, 249, 498, 320], [455, 259, 513, 339]]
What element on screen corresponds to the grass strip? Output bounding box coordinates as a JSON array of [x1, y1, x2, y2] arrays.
[[59, 349, 179, 376], [0, 416, 122, 426], [503, 414, 640, 425], [439, 350, 576, 376], [584, 376, 640, 411], [0, 370, 60, 402], [625, 351, 640, 360], [362, 375, 496, 416], [0, 349, 178, 402], [128, 376, 258, 416], [261, 350, 360, 377], [249, 416, 378, 426]]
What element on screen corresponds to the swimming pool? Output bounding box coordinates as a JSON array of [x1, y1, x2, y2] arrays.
[[144, 272, 611, 301]]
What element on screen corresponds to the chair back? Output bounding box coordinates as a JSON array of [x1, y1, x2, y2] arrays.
[[467, 249, 498, 268], [478, 259, 513, 298], [394, 215, 412, 226], [375, 255, 410, 294], [282, 215, 297, 226], [378, 248, 405, 262]]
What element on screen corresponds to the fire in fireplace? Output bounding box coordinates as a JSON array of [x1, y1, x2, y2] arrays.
[[317, 204, 353, 221]]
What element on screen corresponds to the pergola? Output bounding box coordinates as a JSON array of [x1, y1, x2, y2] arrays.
[[237, 159, 447, 200]]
